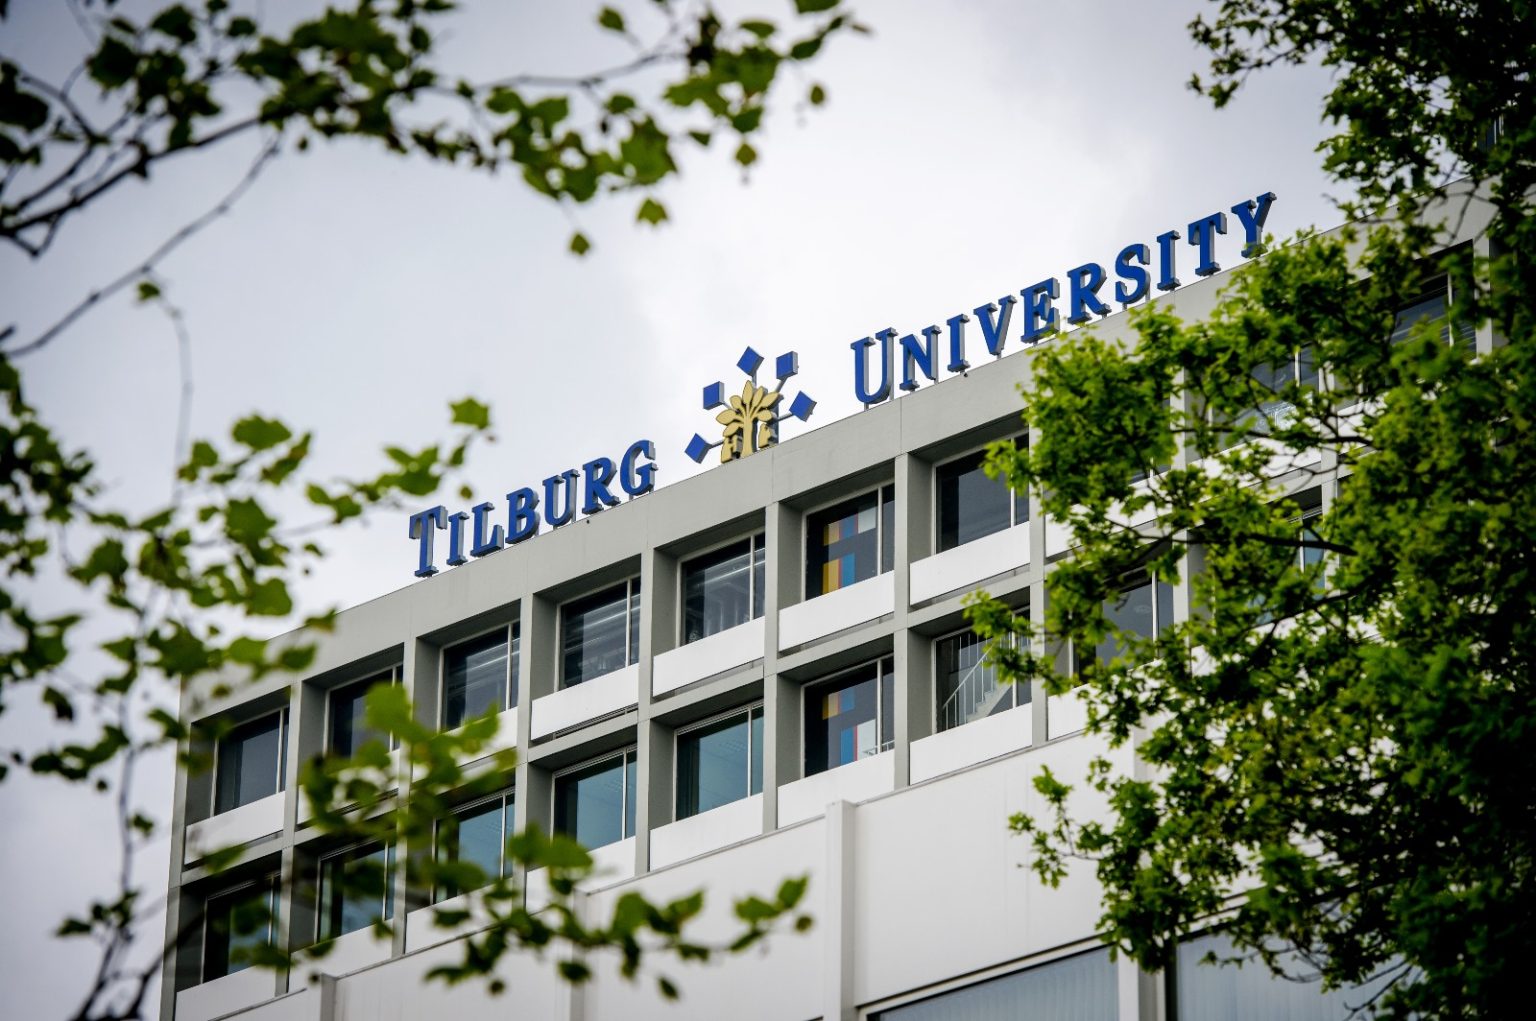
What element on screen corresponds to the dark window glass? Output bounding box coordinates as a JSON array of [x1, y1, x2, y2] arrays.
[[873, 947, 1117, 1020], [807, 489, 891, 599], [804, 658, 893, 776], [936, 629, 1022, 733], [203, 880, 276, 981], [676, 706, 763, 819], [1095, 577, 1174, 667], [509, 621, 520, 709], [561, 581, 638, 686], [436, 791, 513, 901], [881, 485, 895, 572], [328, 674, 391, 759], [682, 536, 763, 644], [443, 630, 509, 729], [1172, 931, 1394, 1021], [937, 450, 1012, 552], [317, 843, 394, 942], [1391, 276, 1475, 352], [554, 751, 635, 850], [214, 713, 285, 815]]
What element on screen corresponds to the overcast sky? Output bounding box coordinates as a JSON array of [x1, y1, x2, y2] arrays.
[[0, 1, 1344, 1015]]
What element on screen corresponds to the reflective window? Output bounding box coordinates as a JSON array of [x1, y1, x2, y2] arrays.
[[806, 486, 895, 599], [936, 445, 1024, 553], [1391, 273, 1475, 352], [561, 580, 641, 686], [1094, 576, 1175, 668], [327, 672, 393, 759], [1172, 931, 1395, 1021], [214, 711, 286, 815], [804, 657, 894, 776], [936, 628, 1026, 733], [681, 535, 765, 644], [436, 789, 514, 902], [316, 843, 394, 942], [203, 878, 277, 981], [874, 947, 1117, 1020], [554, 750, 637, 850], [676, 706, 764, 820], [443, 625, 517, 729]]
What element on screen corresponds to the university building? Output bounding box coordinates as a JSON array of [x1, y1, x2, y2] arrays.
[[159, 193, 1492, 1021]]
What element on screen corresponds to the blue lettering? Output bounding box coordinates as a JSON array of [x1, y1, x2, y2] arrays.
[[446, 510, 469, 566], [1188, 212, 1227, 277], [945, 312, 970, 373], [899, 327, 939, 392], [1113, 243, 1151, 305], [1231, 192, 1276, 257], [407, 505, 446, 578], [543, 471, 579, 528], [1021, 279, 1059, 344], [470, 501, 504, 556], [1156, 230, 1181, 291], [582, 457, 620, 514], [851, 330, 894, 405], [974, 296, 1016, 357], [507, 487, 540, 544], [620, 439, 657, 497], [1065, 263, 1111, 325]]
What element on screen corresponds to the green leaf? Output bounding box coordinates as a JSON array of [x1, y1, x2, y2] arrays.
[[809, 83, 826, 106], [741, 20, 776, 39], [597, 7, 625, 33], [794, 0, 839, 11], [569, 232, 591, 256], [136, 280, 161, 303], [231, 415, 292, 452], [449, 397, 490, 430], [636, 197, 668, 226], [735, 141, 757, 167]]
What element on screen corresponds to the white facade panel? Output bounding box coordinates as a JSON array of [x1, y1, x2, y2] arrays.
[[529, 664, 639, 739], [777, 751, 895, 826], [184, 792, 285, 864], [909, 702, 1033, 784], [333, 938, 569, 1021], [525, 836, 637, 914], [294, 927, 392, 990], [1048, 689, 1090, 739], [175, 966, 276, 1021], [649, 793, 764, 868], [778, 573, 895, 650], [651, 617, 765, 696], [909, 524, 1030, 605]]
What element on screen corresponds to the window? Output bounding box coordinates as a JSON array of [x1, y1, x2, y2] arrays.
[[1171, 930, 1394, 1021], [805, 485, 895, 599], [804, 657, 894, 776], [1091, 575, 1175, 669], [213, 711, 287, 815], [316, 842, 394, 942], [935, 627, 1027, 733], [435, 789, 514, 902], [873, 947, 1117, 1020], [553, 750, 637, 850], [442, 624, 518, 729], [327, 671, 394, 759], [936, 444, 1025, 553], [676, 705, 764, 820], [681, 535, 766, 644], [203, 878, 277, 982], [1218, 347, 1317, 446], [561, 579, 641, 687], [1391, 272, 1475, 353]]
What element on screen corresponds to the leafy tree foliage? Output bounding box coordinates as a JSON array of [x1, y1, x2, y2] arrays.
[[969, 2, 1534, 1017], [1, 2, 853, 1017]]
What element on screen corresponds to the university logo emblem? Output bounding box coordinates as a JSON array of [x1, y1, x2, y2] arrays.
[[686, 346, 816, 464]]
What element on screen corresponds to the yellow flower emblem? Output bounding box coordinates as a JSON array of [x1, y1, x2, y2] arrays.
[[716, 380, 781, 462]]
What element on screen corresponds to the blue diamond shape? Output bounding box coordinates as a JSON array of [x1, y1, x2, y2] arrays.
[[737, 346, 764, 378], [775, 351, 799, 381], [702, 381, 725, 409], [685, 434, 712, 463], [788, 391, 816, 421]]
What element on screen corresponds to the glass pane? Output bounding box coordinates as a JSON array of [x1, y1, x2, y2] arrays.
[[329, 675, 387, 759], [562, 583, 630, 686], [804, 663, 881, 776], [1097, 581, 1154, 667], [509, 621, 521, 709], [443, 630, 508, 729], [936, 631, 1011, 732], [682, 538, 754, 644], [879, 659, 894, 752], [937, 450, 1012, 552], [319, 844, 392, 941], [751, 538, 766, 619], [627, 579, 641, 666], [204, 882, 274, 981], [749, 707, 764, 795], [215, 714, 282, 814], [875, 947, 1117, 1020], [677, 712, 752, 819], [440, 797, 504, 900], [1174, 931, 1394, 1021], [806, 492, 880, 598], [554, 755, 627, 850], [881, 486, 896, 573], [624, 753, 637, 839], [1155, 579, 1175, 638]]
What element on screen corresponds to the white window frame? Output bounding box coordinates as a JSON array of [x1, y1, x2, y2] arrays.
[[557, 577, 641, 688], [672, 701, 765, 821], [677, 532, 766, 646], [438, 621, 519, 729], [801, 483, 896, 599]]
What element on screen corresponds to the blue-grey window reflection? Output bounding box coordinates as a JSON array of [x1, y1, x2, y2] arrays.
[[1172, 931, 1395, 1021], [328, 672, 392, 759], [1094, 576, 1174, 668], [436, 789, 514, 901], [443, 626, 515, 729], [804, 658, 894, 776], [203, 878, 277, 981], [682, 535, 765, 644], [214, 711, 286, 815], [562, 580, 640, 686], [874, 947, 1117, 1020], [676, 706, 764, 819], [554, 750, 637, 850], [936, 445, 1023, 553], [317, 843, 394, 941]]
